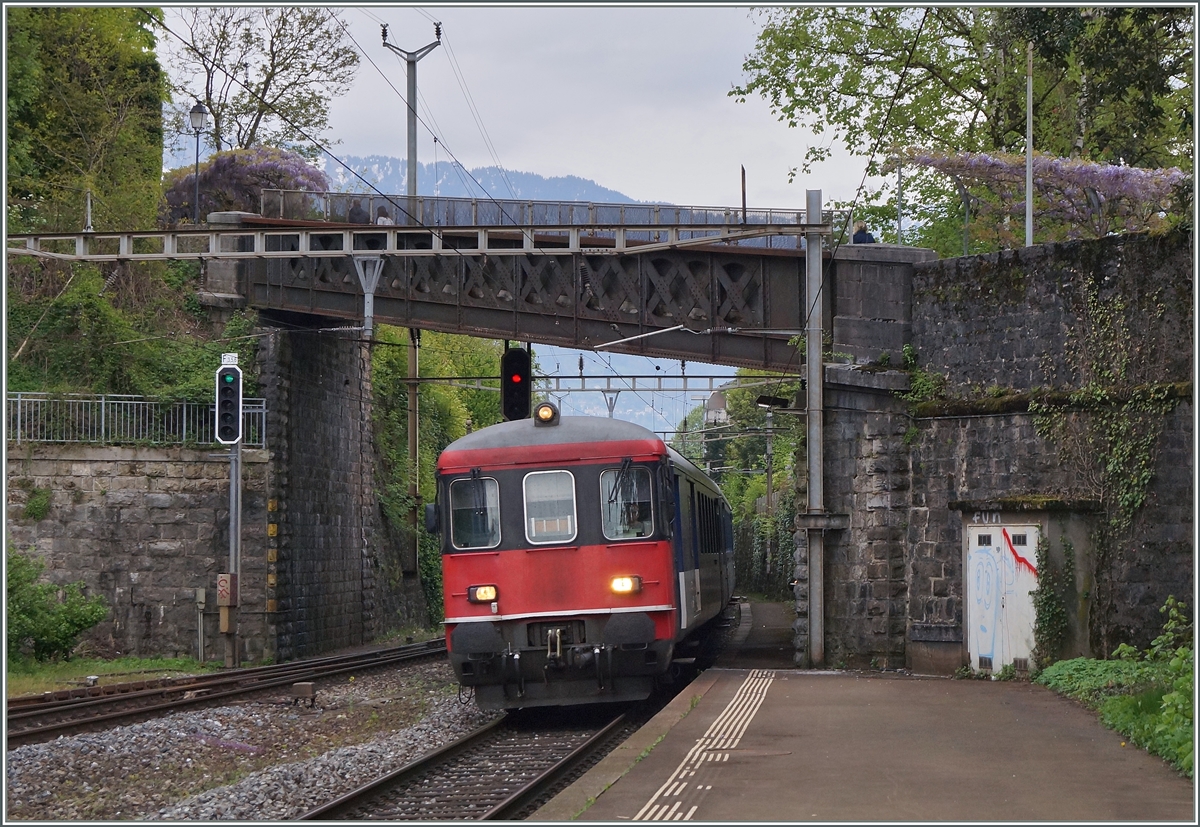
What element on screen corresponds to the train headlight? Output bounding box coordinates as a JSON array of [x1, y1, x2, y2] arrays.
[[610, 575, 642, 595], [468, 585, 498, 603], [533, 402, 560, 426]]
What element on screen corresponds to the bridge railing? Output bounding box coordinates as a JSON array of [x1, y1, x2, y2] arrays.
[[260, 190, 850, 250], [6, 393, 266, 448]]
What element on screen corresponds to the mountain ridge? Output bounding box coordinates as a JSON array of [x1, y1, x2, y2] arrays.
[[321, 154, 644, 203]]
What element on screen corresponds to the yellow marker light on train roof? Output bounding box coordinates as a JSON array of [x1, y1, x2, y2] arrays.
[[533, 402, 559, 426], [610, 575, 642, 595], [468, 585, 498, 603]]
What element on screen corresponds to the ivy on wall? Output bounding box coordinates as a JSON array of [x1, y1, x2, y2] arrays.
[[1030, 278, 1185, 655], [1031, 534, 1076, 670]]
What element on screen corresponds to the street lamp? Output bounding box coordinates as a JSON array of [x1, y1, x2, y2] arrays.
[[189, 102, 209, 224]]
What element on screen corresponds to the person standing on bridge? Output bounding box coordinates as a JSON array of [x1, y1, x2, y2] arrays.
[[853, 220, 876, 243], [375, 206, 395, 225], [348, 199, 369, 224]]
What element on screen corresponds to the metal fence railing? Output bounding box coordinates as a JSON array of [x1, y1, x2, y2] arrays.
[[6, 393, 266, 448], [260, 190, 852, 251]]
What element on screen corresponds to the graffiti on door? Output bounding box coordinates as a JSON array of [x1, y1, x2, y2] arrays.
[[967, 526, 1039, 672]]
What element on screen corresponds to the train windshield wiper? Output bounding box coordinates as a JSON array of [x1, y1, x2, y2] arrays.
[[470, 467, 484, 512], [608, 457, 632, 504]]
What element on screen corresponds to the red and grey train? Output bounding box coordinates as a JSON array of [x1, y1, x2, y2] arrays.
[[426, 402, 735, 710]]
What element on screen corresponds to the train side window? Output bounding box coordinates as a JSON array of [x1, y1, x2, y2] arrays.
[[600, 466, 654, 540], [449, 477, 501, 550], [524, 470, 577, 544]]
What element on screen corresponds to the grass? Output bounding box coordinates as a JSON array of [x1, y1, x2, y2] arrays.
[[376, 624, 445, 645], [5, 625, 445, 698], [6, 655, 223, 698]]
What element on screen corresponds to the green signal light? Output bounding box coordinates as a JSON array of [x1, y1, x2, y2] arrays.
[[224, 374, 235, 382]]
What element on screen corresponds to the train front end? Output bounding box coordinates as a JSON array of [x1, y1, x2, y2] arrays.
[[430, 408, 679, 710]]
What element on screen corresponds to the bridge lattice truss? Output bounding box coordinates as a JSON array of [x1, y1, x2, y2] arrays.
[[8, 219, 827, 373]]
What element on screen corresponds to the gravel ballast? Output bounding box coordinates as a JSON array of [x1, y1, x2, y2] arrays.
[[6, 660, 497, 821]]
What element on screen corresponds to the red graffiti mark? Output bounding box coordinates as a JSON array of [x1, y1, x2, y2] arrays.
[[1003, 528, 1038, 577]]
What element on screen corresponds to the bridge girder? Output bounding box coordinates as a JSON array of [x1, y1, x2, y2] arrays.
[[247, 245, 813, 373], [8, 219, 936, 374]]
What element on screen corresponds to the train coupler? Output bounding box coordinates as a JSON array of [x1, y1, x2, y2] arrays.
[[545, 627, 565, 675]]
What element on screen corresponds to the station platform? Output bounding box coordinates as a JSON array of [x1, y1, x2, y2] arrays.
[[532, 602, 1195, 823]]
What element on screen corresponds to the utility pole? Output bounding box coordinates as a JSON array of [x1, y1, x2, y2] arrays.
[[764, 406, 773, 577], [382, 22, 441, 216], [805, 189, 825, 667], [382, 22, 440, 573]]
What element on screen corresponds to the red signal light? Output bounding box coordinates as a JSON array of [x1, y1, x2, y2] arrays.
[[501, 347, 531, 421]]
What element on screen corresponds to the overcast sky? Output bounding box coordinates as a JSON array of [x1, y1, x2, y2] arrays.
[[322, 5, 866, 209], [165, 4, 850, 428]]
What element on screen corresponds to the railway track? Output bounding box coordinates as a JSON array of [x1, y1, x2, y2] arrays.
[[298, 706, 636, 820], [6, 639, 447, 749]]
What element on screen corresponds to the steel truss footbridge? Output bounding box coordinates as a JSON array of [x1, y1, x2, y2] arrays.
[[8, 190, 844, 374]]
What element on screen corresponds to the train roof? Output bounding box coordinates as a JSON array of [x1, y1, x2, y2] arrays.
[[437, 415, 668, 472], [438, 416, 725, 499]]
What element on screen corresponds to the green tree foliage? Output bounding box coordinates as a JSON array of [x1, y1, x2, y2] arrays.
[[734, 7, 1192, 175], [7, 260, 259, 400], [7, 549, 109, 662], [11, 141, 326, 398], [371, 328, 505, 621], [997, 7, 1193, 169], [733, 7, 1193, 256], [160, 7, 359, 160], [6, 7, 168, 233], [673, 372, 802, 596], [734, 8, 1005, 176]]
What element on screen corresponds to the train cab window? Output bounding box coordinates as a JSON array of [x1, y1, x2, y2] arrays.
[[524, 470, 577, 544], [449, 477, 501, 550], [600, 465, 654, 540]]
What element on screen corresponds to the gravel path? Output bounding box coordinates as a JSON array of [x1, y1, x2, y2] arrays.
[[6, 660, 497, 821]]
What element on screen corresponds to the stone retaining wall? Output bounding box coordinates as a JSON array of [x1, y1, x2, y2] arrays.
[[5, 444, 271, 661], [793, 229, 1192, 672], [6, 324, 428, 663]]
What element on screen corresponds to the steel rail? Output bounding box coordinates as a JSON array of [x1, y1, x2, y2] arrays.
[[297, 717, 510, 820], [480, 713, 629, 820], [6, 640, 447, 748], [7, 640, 442, 711], [296, 711, 627, 821]]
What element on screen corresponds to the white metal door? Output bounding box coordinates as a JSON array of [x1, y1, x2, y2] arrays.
[[967, 525, 1039, 672]]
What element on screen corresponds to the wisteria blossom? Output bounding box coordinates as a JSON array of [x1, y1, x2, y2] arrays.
[[161, 146, 329, 226], [902, 149, 1189, 243]]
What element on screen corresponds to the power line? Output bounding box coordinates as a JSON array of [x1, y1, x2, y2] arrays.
[[337, 11, 522, 220]]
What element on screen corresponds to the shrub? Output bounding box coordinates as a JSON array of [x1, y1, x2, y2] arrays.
[[1036, 596, 1193, 777], [6, 549, 108, 661], [160, 146, 329, 226], [21, 487, 51, 522]]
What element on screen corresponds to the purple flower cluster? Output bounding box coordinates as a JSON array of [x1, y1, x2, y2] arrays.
[[161, 146, 329, 226], [902, 148, 1188, 241]]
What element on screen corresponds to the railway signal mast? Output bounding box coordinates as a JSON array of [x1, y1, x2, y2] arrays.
[[215, 354, 243, 666]]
